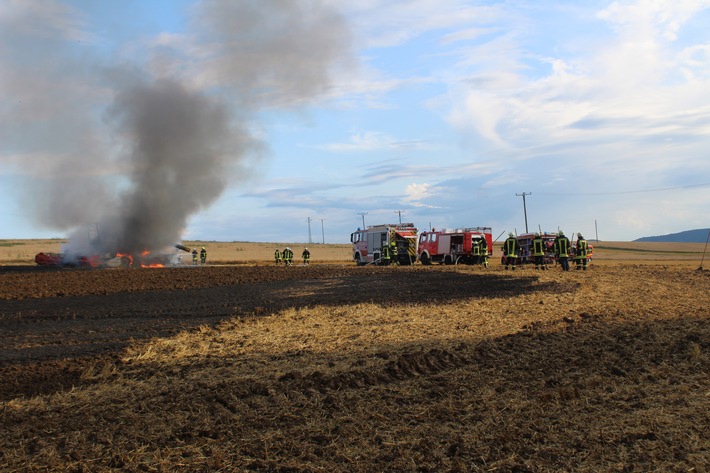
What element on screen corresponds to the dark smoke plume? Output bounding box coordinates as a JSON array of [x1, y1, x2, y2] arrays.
[[104, 78, 240, 254], [2, 0, 353, 258]]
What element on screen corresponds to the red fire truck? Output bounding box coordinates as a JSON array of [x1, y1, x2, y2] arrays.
[[350, 223, 418, 265], [417, 227, 493, 265]]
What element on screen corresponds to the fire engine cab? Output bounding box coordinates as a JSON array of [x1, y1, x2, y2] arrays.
[[417, 227, 493, 265], [350, 223, 418, 265]]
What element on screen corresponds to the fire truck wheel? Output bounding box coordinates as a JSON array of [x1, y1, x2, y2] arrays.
[[420, 253, 431, 265]]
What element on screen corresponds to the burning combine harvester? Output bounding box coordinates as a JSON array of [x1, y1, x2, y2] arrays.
[[35, 244, 193, 269]]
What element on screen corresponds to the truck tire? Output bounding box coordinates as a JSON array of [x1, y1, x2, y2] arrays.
[[420, 252, 431, 265]]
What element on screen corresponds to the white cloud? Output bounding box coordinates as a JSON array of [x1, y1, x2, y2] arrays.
[[597, 0, 710, 41], [318, 130, 429, 152], [0, 0, 91, 42], [341, 1, 503, 48], [403, 182, 434, 204]]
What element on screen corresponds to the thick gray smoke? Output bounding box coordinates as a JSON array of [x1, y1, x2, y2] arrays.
[[101, 78, 238, 254], [1, 0, 353, 258]]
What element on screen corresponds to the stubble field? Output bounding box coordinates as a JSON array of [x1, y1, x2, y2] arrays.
[[0, 240, 708, 471]]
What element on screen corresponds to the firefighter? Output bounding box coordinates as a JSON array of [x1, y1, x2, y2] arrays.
[[532, 233, 546, 270], [503, 233, 519, 270], [472, 238, 482, 263], [200, 246, 207, 265], [390, 240, 399, 265], [380, 244, 390, 265], [274, 249, 282, 265], [554, 231, 571, 271], [480, 237, 489, 268], [575, 233, 589, 270], [192, 248, 198, 265], [284, 247, 293, 266], [302, 248, 310, 265]]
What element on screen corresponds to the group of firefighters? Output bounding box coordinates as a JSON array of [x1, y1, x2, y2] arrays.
[[274, 247, 310, 265], [190, 247, 207, 265], [502, 231, 589, 271]]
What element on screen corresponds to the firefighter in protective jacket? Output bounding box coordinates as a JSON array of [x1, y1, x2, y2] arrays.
[[200, 246, 207, 265], [532, 233, 546, 270], [283, 247, 293, 266], [390, 240, 399, 265], [302, 248, 310, 265], [380, 244, 390, 265], [554, 231, 571, 271], [575, 233, 588, 270], [274, 249, 282, 265], [480, 236, 489, 267], [503, 233, 519, 270]]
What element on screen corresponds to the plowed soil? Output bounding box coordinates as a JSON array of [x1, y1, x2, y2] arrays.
[[1, 262, 708, 472]]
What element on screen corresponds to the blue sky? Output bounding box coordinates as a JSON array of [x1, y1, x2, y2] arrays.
[[1, 0, 709, 245]]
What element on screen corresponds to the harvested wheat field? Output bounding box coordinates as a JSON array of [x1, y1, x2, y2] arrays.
[[0, 243, 709, 471]]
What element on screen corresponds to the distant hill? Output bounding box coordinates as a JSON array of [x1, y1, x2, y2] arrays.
[[634, 228, 710, 243]]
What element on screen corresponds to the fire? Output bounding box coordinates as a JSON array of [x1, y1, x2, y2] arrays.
[[141, 262, 165, 268], [116, 253, 133, 267], [115, 251, 165, 268], [138, 249, 164, 267]]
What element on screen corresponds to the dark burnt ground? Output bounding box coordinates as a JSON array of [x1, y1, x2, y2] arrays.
[[0, 265, 708, 472], [0, 265, 561, 400]]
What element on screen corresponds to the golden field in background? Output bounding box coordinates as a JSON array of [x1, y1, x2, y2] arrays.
[[0, 239, 707, 266]]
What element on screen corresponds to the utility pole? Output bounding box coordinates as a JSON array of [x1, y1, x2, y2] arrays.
[[595, 219, 599, 242], [357, 212, 368, 229], [516, 192, 531, 233], [394, 210, 405, 224], [320, 219, 326, 244], [307, 217, 313, 244]]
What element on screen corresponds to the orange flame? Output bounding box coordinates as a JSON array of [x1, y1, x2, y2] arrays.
[[116, 253, 133, 267], [116, 250, 166, 268]]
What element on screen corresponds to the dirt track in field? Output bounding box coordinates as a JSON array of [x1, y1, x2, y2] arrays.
[[1, 262, 708, 471]]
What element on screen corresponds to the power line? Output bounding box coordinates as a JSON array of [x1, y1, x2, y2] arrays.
[[536, 182, 710, 197]]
